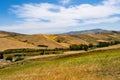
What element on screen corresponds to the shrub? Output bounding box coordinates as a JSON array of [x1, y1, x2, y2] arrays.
[[15, 57, 24, 61], [70, 44, 80, 50], [88, 43, 94, 48], [14, 54, 22, 57], [40, 50, 45, 55], [0, 53, 3, 59], [37, 45, 48, 48], [69, 44, 89, 51], [83, 45, 89, 51], [56, 37, 66, 43], [79, 44, 84, 50], [6, 56, 13, 61], [96, 42, 110, 48], [114, 41, 120, 44]]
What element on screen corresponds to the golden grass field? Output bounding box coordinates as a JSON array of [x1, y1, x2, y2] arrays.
[[0, 32, 120, 51], [0, 48, 120, 80], [0, 31, 120, 80], [0, 37, 38, 51]]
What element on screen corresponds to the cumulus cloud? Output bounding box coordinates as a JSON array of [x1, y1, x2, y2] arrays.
[[1, 0, 120, 34]]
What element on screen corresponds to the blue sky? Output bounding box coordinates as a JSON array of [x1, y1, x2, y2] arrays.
[[0, 0, 120, 34]]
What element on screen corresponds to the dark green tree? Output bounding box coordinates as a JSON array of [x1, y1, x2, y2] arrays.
[[83, 45, 89, 51], [0, 53, 3, 59], [6, 56, 13, 61], [70, 44, 79, 50], [88, 43, 94, 48]]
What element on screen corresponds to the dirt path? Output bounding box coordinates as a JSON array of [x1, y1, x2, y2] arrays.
[[0, 44, 120, 69]]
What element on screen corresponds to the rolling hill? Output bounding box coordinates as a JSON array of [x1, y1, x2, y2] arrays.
[[0, 29, 120, 51], [0, 31, 38, 51]]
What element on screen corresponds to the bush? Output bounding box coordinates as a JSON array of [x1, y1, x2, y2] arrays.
[[88, 43, 94, 48], [56, 37, 66, 43], [15, 57, 24, 61], [70, 44, 80, 50], [14, 54, 22, 57], [96, 42, 110, 48], [40, 50, 45, 55], [69, 44, 89, 51], [37, 45, 48, 48], [114, 41, 120, 44], [0, 53, 3, 59], [6, 56, 13, 61], [83, 45, 89, 51]]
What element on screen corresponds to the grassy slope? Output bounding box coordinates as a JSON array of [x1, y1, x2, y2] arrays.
[[14, 34, 65, 49], [0, 49, 120, 80], [0, 37, 38, 51], [0, 33, 39, 51], [0, 32, 120, 50], [15, 33, 120, 49]]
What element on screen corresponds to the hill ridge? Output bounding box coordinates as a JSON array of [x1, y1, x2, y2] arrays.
[[0, 29, 120, 51]]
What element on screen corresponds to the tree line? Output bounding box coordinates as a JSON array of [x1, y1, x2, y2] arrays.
[[0, 40, 120, 60], [69, 40, 120, 51]]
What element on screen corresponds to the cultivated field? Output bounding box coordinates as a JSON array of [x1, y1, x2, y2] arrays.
[[0, 48, 120, 80]]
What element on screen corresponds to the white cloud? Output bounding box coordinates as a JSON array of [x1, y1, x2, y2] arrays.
[[59, 0, 71, 5], [1, 0, 120, 34], [103, 0, 120, 6], [11, 1, 120, 20], [81, 17, 120, 25]]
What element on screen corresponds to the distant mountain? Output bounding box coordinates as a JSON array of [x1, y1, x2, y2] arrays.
[[64, 29, 119, 34]]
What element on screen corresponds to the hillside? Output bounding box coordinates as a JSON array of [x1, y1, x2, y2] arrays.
[[0, 48, 120, 80], [0, 32, 38, 51], [0, 29, 120, 51], [14, 32, 120, 48]]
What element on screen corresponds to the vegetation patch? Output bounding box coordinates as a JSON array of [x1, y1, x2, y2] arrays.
[[0, 48, 120, 80]]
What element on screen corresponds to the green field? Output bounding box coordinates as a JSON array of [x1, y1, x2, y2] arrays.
[[0, 49, 120, 80]]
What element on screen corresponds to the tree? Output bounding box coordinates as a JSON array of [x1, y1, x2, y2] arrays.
[[70, 44, 79, 50], [96, 42, 110, 48], [0, 53, 3, 59], [79, 44, 84, 50], [83, 45, 89, 51], [6, 56, 13, 61], [114, 41, 120, 45], [88, 43, 94, 48], [40, 50, 45, 55], [69, 44, 89, 51]]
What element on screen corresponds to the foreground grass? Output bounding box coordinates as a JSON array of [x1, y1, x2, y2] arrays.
[[0, 49, 120, 80]]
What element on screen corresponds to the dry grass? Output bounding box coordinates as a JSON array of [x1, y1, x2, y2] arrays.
[[0, 49, 120, 80], [1, 64, 119, 80], [14, 34, 65, 49], [0, 34, 8, 37], [0, 32, 120, 50], [0, 37, 38, 51], [0, 65, 106, 80], [14, 33, 120, 49]]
